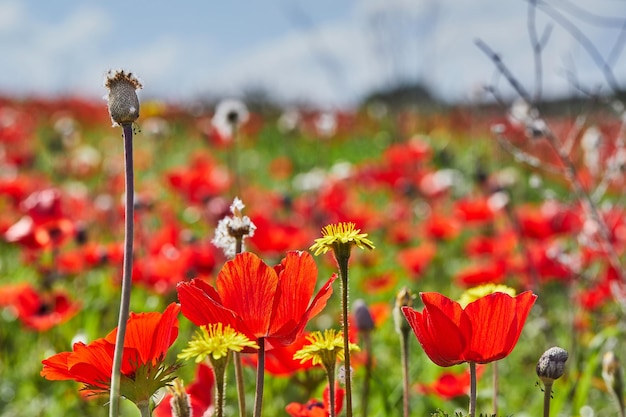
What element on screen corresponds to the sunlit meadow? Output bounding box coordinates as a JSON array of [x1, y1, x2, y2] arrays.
[[0, 68, 625, 417]]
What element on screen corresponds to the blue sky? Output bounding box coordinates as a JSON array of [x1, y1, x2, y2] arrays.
[[1, 0, 625, 107]]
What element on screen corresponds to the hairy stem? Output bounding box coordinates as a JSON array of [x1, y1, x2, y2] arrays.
[[400, 328, 410, 417], [469, 362, 477, 417], [337, 254, 353, 417]]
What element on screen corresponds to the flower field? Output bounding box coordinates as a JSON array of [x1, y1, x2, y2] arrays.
[[0, 86, 625, 417]]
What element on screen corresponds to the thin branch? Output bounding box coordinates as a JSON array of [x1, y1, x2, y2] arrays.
[[532, 0, 621, 92]]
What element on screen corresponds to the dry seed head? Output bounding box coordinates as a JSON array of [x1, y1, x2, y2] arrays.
[[104, 69, 142, 127], [536, 346, 568, 384]]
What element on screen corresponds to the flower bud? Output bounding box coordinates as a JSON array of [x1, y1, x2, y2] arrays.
[[536, 346, 568, 384], [104, 69, 142, 127], [352, 299, 374, 332], [393, 287, 414, 334], [167, 378, 191, 417], [602, 351, 624, 411]]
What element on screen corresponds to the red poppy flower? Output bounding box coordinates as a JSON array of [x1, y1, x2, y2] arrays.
[[285, 383, 345, 417], [41, 303, 180, 399], [397, 242, 437, 278], [177, 251, 336, 349], [0, 283, 80, 331], [417, 365, 486, 400], [153, 363, 215, 417], [401, 291, 536, 367]]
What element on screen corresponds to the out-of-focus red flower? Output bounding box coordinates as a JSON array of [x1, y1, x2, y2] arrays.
[[153, 363, 215, 417], [249, 213, 313, 255], [0, 282, 80, 331], [165, 152, 231, 204], [244, 331, 315, 376], [41, 303, 180, 399], [402, 291, 536, 367], [454, 197, 498, 223], [285, 383, 345, 417], [423, 213, 460, 240], [417, 364, 486, 400], [455, 259, 507, 286], [360, 272, 397, 294], [464, 231, 517, 258], [578, 266, 619, 311], [397, 242, 436, 278], [177, 251, 336, 349], [516, 202, 581, 240]]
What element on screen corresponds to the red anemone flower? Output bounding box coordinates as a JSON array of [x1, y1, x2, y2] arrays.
[[417, 364, 486, 400], [177, 251, 336, 349], [41, 303, 180, 400], [286, 383, 345, 417], [401, 291, 536, 367], [0, 283, 81, 331]]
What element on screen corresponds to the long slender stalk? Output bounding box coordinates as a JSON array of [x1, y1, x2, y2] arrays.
[[542, 381, 553, 417], [109, 123, 135, 417], [253, 338, 266, 417], [469, 362, 477, 417], [400, 328, 410, 417], [361, 331, 372, 417], [492, 361, 499, 416], [233, 236, 246, 417], [337, 256, 353, 417], [326, 366, 337, 417]]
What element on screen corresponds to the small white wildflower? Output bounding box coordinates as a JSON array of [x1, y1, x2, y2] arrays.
[[211, 197, 256, 259], [212, 99, 249, 138]]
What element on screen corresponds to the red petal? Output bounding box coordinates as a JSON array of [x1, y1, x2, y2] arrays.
[[402, 293, 469, 367], [216, 252, 278, 337], [41, 351, 74, 380], [66, 340, 115, 388], [464, 291, 536, 363], [268, 252, 318, 335], [177, 279, 254, 341]]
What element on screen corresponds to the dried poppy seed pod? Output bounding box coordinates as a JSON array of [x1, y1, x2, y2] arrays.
[[536, 346, 568, 384], [104, 69, 142, 127]]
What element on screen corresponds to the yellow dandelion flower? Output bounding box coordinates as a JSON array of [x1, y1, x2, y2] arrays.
[[178, 323, 258, 363], [309, 222, 375, 256], [293, 329, 360, 368], [458, 283, 517, 308]]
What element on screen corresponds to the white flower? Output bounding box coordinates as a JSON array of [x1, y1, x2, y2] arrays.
[[211, 99, 249, 138], [211, 197, 256, 259]]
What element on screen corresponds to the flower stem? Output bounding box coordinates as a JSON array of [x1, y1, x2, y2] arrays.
[[233, 353, 246, 417], [493, 361, 499, 416], [399, 328, 410, 417], [360, 331, 372, 417], [109, 123, 135, 417], [253, 337, 265, 417], [324, 363, 337, 417], [542, 381, 553, 417], [137, 400, 151, 417], [336, 253, 353, 417], [469, 361, 477, 417], [233, 235, 246, 417], [214, 360, 227, 417]]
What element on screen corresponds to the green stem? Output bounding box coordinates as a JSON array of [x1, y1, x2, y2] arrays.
[[400, 328, 410, 417], [233, 235, 246, 417], [109, 123, 135, 417], [215, 360, 227, 417], [325, 363, 337, 417], [543, 381, 553, 417], [493, 361, 499, 416], [337, 253, 353, 417], [253, 338, 265, 417], [469, 362, 477, 417], [233, 353, 246, 417], [361, 331, 372, 417], [137, 400, 151, 417]]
